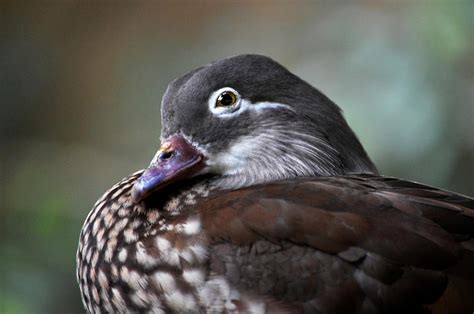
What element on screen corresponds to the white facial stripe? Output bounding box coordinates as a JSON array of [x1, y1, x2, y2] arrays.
[[208, 86, 293, 118], [239, 99, 293, 116]]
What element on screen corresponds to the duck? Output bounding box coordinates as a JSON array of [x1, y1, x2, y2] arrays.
[[77, 54, 474, 314]]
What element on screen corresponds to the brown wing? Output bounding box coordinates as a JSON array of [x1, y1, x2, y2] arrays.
[[200, 175, 474, 314]]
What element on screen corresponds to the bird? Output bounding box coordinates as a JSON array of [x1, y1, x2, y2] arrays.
[[76, 54, 474, 314]]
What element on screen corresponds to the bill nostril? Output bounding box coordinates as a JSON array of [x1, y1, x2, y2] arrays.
[[158, 150, 174, 161]]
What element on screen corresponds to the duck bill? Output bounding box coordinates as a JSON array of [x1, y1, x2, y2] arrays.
[[132, 135, 205, 203]]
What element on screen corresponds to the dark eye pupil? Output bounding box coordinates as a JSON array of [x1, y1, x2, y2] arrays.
[[217, 92, 235, 107]]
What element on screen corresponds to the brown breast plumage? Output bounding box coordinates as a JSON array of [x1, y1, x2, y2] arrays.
[[77, 172, 474, 314]]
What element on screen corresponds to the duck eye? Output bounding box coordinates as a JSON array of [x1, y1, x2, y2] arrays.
[[216, 91, 237, 107]]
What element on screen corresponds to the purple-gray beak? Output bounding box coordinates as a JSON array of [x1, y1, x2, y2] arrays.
[[131, 135, 205, 203]]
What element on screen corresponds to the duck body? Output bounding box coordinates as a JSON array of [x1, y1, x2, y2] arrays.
[[77, 54, 474, 313], [77, 172, 474, 313]]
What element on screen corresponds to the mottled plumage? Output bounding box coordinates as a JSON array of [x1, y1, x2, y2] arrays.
[[77, 55, 474, 313]]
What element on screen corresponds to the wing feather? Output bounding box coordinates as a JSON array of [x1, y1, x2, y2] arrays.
[[200, 175, 474, 313]]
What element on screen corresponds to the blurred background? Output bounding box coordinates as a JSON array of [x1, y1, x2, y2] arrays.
[[1, 1, 473, 313]]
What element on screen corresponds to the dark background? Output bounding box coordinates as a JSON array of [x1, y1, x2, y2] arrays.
[[1, 1, 473, 313]]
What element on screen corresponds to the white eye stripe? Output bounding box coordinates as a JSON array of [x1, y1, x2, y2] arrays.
[[208, 87, 293, 118], [243, 100, 294, 114]]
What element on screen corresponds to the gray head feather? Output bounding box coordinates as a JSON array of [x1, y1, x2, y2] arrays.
[[160, 54, 378, 189]]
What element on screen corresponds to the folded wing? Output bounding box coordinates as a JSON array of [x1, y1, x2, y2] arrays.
[[201, 175, 474, 313]]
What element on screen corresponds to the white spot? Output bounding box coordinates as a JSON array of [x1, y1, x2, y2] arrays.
[[131, 290, 149, 308], [83, 265, 89, 282], [175, 223, 183, 233], [83, 231, 90, 244], [119, 194, 132, 206], [136, 241, 159, 269], [111, 265, 119, 280], [128, 270, 148, 290], [120, 266, 130, 282], [210, 277, 231, 299], [246, 300, 266, 314], [102, 291, 113, 312], [97, 239, 106, 251], [104, 238, 117, 262], [98, 270, 109, 289], [165, 290, 197, 312], [183, 218, 202, 235], [153, 271, 176, 292], [90, 251, 99, 267], [111, 287, 126, 309], [85, 246, 92, 263], [124, 228, 138, 243], [82, 273, 90, 299], [118, 248, 127, 262], [192, 184, 206, 194], [89, 268, 96, 281], [110, 218, 128, 238], [111, 187, 125, 199], [161, 247, 181, 266], [85, 301, 92, 314], [147, 210, 159, 224], [198, 276, 233, 311], [110, 202, 120, 212], [130, 219, 141, 229], [164, 197, 181, 212], [184, 198, 197, 205], [149, 305, 166, 314], [92, 286, 100, 303], [188, 243, 208, 263], [103, 213, 114, 228], [118, 208, 128, 217], [179, 249, 194, 263], [182, 268, 205, 286], [92, 219, 101, 236], [132, 206, 144, 216], [155, 237, 171, 251], [96, 228, 105, 242]]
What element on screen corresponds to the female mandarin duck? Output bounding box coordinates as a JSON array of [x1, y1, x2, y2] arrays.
[[77, 55, 474, 314]]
